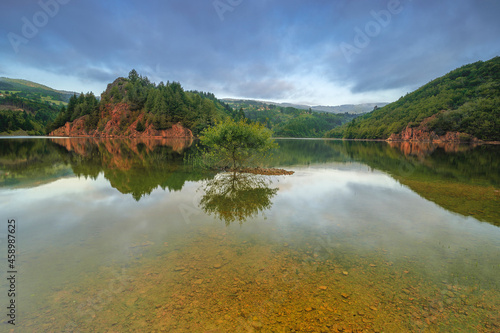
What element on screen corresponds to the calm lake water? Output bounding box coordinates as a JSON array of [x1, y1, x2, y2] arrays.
[[0, 137, 499, 332]]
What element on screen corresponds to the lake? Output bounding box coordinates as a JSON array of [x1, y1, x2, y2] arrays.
[[0, 137, 499, 332]]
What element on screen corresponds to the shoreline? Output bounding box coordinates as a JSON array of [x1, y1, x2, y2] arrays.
[[1, 135, 499, 145], [273, 137, 500, 145]]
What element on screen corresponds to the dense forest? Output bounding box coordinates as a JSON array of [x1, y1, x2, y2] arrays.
[[46, 70, 233, 136], [326, 56, 500, 141], [45, 92, 101, 133], [0, 92, 62, 135], [224, 100, 359, 138]]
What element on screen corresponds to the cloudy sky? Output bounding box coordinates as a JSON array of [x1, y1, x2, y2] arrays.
[[1, 0, 499, 106]]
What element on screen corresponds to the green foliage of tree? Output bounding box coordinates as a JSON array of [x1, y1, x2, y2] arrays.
[[110, 85, 123, 103], [198, 119, 277, 169], [327, 56, 500, 141], [427, 97, 500, 141]]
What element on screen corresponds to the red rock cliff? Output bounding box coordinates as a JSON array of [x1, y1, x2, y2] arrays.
[[49, 103, 193, 138], [387, 113, 479, 143]]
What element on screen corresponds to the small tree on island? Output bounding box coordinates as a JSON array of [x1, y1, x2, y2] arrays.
[[197, 118, 277, 170]]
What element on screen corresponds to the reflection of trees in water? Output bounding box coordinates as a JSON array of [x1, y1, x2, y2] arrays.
[[0, 137, 209, 200], [0, 139, 74, 188], [199, 172, 278, 225], [55, 138, 209, 201]]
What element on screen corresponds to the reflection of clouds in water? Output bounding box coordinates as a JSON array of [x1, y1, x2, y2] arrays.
[[277, 163, 400, 193], [5, 174, 128, 227], [272, 165, 495, 245], [0, 174, 201, 256], [274, 166, 403, 218], [2, 174, 215, 286], [270, 165, 500, 284]]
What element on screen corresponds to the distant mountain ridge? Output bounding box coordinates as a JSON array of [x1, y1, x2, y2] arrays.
[[326, 56, 500, 142], [310, 103, 388, 114], [222, 98, 387, 114]]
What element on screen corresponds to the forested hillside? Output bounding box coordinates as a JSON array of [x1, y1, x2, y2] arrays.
[[0, 77, 77, 135], [224, 100, 359, 138], [326, 57, 500, 141], [0, 77, 74, 103], [47, 70, 233, 136]]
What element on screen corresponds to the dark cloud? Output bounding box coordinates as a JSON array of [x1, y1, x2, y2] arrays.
[[1, 0, 498, 104], [332, 0, 500, 93]]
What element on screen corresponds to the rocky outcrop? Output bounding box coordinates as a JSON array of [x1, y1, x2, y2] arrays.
[[49, 103, 193, 138], [49, 116, 89, 137], [387, 113, 480, 143]]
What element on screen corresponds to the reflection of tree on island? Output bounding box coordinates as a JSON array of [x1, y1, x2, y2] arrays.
[[199, 172, 278, 225]]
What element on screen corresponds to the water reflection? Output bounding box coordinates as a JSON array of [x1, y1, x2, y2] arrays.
[[1, 137, 498, 224], [387, 140, 482, 157], [1, 137, 212, 199], [199, 172, 278, 225], [51, 136, 194, 155], [336, 140, 500, 225], [0, 138, 73, 188], [50, 137, 207, 200]]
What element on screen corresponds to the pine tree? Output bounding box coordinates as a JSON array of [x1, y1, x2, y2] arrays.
[[128, 69, 139, 83]]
